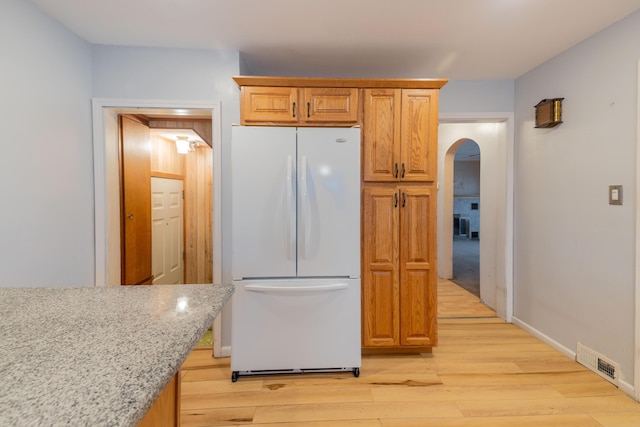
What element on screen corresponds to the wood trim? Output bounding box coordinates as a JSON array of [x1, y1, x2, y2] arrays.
[[148, 119, 213, 147], [121, 114, 149, 126], [137, 371, 181, 427], [362, 346, 432, 355], [232, 76, 448, 90], [151, 172, 184, 180]]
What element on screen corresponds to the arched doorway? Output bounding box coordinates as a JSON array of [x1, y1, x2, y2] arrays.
[[438, 119, 513, 319], [451, 139, 481, 297]]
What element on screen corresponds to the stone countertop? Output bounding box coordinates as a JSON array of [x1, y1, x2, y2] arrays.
[[0, 283, 234, 427]]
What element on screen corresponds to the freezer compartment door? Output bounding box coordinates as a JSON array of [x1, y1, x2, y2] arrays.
[[297, 127, 361, 277], [231, 278, 361, 373], [231, 126, 297, 279]]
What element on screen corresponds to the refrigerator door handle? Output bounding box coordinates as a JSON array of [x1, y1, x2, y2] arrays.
[[286, 155, 295, 260], [300, 155, 311, 259], [245, 283, 348, 293]]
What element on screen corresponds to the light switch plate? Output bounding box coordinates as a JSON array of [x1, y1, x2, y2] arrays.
[[609, 185, 623, 205]]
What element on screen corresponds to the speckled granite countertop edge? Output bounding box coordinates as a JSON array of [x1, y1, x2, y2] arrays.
[[0, 283, 235, 427]]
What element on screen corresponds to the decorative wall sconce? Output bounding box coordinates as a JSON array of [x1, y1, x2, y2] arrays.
[[534, 98, 564, 128]]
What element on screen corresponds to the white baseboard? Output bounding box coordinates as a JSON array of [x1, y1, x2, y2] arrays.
[[511, 316, 576, 359], [619, 379, 635, 398], [217, 345, 231, 358], [512, 316, 637, 400]]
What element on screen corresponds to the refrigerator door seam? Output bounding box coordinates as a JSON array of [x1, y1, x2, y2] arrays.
[[300, 154, 311, 259], [286, 154, 295, 260]]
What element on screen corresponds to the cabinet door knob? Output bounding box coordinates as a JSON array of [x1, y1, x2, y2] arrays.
[[394, 163, 399, 178], [394, 192, 398, 208], [401, 163, 406, 178], [307, 102, 311, 118], [127, 213, 134, 220], [402, 192, 406, 208], [292, 102, 296, 118]]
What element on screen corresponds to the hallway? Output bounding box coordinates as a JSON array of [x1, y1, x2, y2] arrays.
[[452, 237, 480, 297]]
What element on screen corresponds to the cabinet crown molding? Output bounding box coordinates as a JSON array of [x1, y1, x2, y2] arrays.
[[232, 76, 448, 90]]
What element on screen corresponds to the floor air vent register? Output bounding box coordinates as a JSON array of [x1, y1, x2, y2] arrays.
[[576, 342, 619, 386]]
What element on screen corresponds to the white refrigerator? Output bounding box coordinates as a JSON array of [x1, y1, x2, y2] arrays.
[[230, 125, 361, 381]]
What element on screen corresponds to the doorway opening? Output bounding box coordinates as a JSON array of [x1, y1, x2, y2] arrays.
[[437, 116, 514, 322], [92, 98, 224, 351], [115, 110, 213, 285], [451, 139, 481, 297]]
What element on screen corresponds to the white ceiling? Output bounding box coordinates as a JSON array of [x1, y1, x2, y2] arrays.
[[31, 0, 640, 80]]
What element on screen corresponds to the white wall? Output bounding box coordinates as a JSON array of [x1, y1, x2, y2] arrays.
[[454, 160, 481, 196], [0, 0, 93, 287], [453, 159, 481, 236], [440, 80, 514, 113], [514, 9, 640, 388]]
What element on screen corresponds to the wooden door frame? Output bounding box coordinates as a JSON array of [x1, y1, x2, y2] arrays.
[[438, 112, 514, 322], [91, 98, 223, 354]]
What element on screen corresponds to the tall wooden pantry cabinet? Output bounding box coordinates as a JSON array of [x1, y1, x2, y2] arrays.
[[232, 76, 447, 353]]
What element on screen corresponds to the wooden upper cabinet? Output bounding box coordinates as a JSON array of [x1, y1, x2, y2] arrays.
[[400, 90, 437, 182], [241, 86, 299, 124], [240, 86, 358, 125], [363, 88, 438, 182], [302, 88, 358, 123], [363, 89, 401, 181]]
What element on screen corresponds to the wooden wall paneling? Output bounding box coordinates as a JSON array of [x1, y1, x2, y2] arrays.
[[203, 147, 213, 283], [183, 146, 213, 284], [184, 152, 198, 284], [150, 134, 186, 177]]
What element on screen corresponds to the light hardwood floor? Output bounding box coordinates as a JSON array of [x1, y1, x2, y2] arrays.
[[180, 280, 640, 426]]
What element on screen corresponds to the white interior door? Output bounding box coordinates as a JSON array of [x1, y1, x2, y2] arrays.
[[151, 177, 184, 284]]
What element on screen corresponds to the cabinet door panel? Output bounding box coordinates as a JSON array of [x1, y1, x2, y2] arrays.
[[400, 90, 438, 181], [363, 89, 401, 181], [399, 186, 436, 346], [241, 86, 298, 124], [303, 88, 358, 123], [363, 186, 399, 347]]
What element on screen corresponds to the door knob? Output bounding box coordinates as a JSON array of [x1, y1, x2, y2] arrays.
[[127, 213, 134, 220]]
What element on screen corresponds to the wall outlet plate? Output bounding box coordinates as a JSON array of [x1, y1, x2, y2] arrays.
[[609, 185, 623, 205]]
